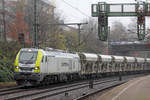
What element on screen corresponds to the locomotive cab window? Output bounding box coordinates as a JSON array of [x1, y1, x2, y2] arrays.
[[19, 51, 38, 64]]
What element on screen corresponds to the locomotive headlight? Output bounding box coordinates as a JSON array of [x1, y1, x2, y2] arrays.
[[34, 67, 39, 70], [16, 66, 19, 69]]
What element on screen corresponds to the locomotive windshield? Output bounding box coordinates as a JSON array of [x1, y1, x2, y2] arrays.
[[19, 51, 38, 64]]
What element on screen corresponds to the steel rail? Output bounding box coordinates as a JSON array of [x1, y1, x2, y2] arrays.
[[0, 86, 22, 93], [31, 79, 118, 100]]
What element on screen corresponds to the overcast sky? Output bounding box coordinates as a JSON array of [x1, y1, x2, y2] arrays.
[[54, 0, 150, 28]]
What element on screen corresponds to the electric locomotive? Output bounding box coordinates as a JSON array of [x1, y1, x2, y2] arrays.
[[14, 48, 150, 86], [14, 48, 80, 86]]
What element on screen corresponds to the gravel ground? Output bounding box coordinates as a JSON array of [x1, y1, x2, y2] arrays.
[[0, 82, 16, 88]]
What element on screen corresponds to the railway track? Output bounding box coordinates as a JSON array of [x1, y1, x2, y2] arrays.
[[0, 86, 22, 93], [4, 78, 117, 100], [0, 74, 146, 100], [0, 86, 27, 96], [0, 88, 27, 96], [74, 81, 125, 100], [31, 80, 122, 100]]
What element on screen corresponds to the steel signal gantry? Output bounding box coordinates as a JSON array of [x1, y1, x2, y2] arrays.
[[91, 2, 150, 41]]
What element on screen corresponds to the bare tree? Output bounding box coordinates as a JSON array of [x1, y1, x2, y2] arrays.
[[110, 21, 128, 41], [127, 18, 139, 41], [80, 18, 105, 53]]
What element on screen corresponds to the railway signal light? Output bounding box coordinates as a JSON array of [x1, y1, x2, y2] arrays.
[[138, 15, 145, 24], [98, 15, 105, 26]]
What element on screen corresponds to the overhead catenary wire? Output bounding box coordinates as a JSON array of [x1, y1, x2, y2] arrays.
[[61, 0, 90, 18]]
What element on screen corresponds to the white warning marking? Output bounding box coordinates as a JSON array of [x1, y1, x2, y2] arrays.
[[112, 77, 147, 100]]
